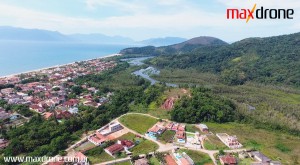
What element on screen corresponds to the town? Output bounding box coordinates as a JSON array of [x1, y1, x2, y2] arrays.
[[45, 113, 282, 165], [0, 58, 115, 136], [0, 58, 287, 165]]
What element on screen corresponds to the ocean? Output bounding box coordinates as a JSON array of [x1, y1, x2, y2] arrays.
[[0, 41, 132, 77]]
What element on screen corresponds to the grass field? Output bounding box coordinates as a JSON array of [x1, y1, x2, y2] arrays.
[[179, 149, 213, 165], [206, 122, 300, 164], [115, 132, 158, 156], [87, 151, 114, 164], [158, 130, 175, 143], [115, 161, 132, 165], [186, 124, 200, 133], [74, 141, 96, 152], [117, 132, 136, 141], [152, 68, 300, 135], [204, 135, 227, 150], [119, 114, 158, 134], [149, 156, 160, 165], [131, 140, 159, 156], [147, 108, 170, 120], [204, 137, 227, 150]]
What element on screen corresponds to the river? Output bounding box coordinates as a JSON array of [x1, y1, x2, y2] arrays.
[[122, 57, 178, 87]]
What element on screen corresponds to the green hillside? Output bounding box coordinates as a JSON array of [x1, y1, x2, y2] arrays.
[[120, 36, 228, 56], [148, 32, 300, 87]]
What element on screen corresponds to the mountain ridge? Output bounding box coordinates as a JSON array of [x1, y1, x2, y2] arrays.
[[120, 36, 228, 55]]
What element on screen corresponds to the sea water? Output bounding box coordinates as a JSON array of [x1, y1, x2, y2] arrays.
[[0, 40, 131, 76]]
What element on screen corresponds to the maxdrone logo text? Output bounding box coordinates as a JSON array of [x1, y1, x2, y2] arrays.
[[227, 4, 294, 23]]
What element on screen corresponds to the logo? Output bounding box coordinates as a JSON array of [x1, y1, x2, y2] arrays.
[[227, 4, 294, 23]]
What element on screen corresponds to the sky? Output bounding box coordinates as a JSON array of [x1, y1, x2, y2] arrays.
[[0, 0, 299, 42]]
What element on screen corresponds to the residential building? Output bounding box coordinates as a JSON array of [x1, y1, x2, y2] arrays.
[[165, 154, 177, 165], [176, 131, 186, 143], [109, 122, 123, 132], [216, 133, 242, 149], [172, 152, 194, 165], [74, 152, 88, 165], [198, 124, 209, 133], [118, 140, 135, 149], [104, 144, 124, 157], [249, 151, 272, 164], [147, 124, 166, 135], [88, 133, 107, 146], [44, 112, 54, 120], [220, 155, 237, 165]]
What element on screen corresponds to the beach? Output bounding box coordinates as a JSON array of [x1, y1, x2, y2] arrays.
[[0, 53, 122, 79]]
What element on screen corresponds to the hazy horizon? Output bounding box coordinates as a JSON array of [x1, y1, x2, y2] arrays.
[[0, 0, 299, 41]]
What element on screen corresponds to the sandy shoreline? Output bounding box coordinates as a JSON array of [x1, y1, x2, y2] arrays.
[[0, 53, 121, 79]]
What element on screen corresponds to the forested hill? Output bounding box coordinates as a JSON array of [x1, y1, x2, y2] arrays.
[[148, 32, 300, 87], [119, 36, 228, 56]]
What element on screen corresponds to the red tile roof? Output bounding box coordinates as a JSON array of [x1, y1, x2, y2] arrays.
[[220, 155, 237, 164], [44, 112, 53, 120], [75, 152, 87, 162], [176, 131, 185, 139], [120, 140, 135, 148], [105, 144, 124, 155], [90, 133, 107, 144], [165, 155, 177, 165]]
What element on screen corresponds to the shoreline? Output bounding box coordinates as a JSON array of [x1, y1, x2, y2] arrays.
[[0, 53, 121, 79]]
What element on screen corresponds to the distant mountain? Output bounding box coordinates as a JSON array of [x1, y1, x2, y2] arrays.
[[0, 26, 71, 41], [170, 36, 227, 50], [0, 26, 136, 44], [69, 33, 135, 44], [138, 37, 187, 46], [120, 36, 228, 55]]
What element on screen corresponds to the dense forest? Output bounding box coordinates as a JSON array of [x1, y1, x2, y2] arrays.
[[122, 32, 300, 87], [120, 36, 228, 56], [171, 87, 236, 123], [153, 33, 300, 87]]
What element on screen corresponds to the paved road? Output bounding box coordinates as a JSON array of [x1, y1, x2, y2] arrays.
[[95, 157, 131, 165]]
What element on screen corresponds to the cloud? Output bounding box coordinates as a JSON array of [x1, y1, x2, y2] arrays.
[[0, 0, 298, 41], [0, 3, 227, 33], [85, 0, 147, 14], [217, 0, 300, 9]]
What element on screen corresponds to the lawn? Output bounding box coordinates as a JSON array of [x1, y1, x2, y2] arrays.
[[115, 161, 132, 165], [74, 141, 96, 152], [206, 122, 300, 164], [204, 135, 227, 150], [147, 108, 171, 120], [239, 158, 253, 165], [131, 140, 159, 156], [119, 114, 158, 134], [87, 151, 114, 164], [157, 130, 176, 143], [149, 156, 160, 165], [117, 132, 136, 141], [115, 132, 158, 156], [186, 124, 200, 133], [179, 149, 213, 165]]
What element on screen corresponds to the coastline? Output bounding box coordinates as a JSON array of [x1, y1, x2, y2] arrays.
[[0, 53, 122, 79]]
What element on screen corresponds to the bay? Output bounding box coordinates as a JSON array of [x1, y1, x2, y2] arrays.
[[0, 40, 131, 76]]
